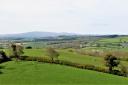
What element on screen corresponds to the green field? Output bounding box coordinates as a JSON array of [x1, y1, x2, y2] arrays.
[[98, 37, 128, 43], [2, 49, 105, 67], [0, 61, 128, 85], [2, 48, 128, 68]]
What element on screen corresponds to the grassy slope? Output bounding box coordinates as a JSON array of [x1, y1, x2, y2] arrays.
[[0, 61, 128, 85], [24, 49, 105, 67], [59, 50, 104, 67]]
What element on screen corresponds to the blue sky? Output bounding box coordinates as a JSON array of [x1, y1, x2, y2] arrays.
[[0, 0, 128, 34]]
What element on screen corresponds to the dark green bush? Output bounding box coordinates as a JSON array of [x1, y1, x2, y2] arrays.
[[74, 64, 85, 69], [20, 56, 29, 60], [25, 46, 32, 49], [0, 51, 11, 63], [68, 49, 74, 52], [25, 56, 37, 61], [94, 67, 108, 73], [120, 65, 128, 77], [84, 64, 95, 70], [111, 70, 122, 76], [37, 57, 52, 63]]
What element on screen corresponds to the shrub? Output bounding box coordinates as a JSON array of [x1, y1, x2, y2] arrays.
[[75, 64, 85, 69], [84, 64, 95, 70], [104, 54, 120, 73], [20, 56, 29, 60], [111, 70, 121, 75], [120, 65, 128, 77], [36, 57, 52, 63], [92, 66, 108, 73], [26, 46, 32, 49], [68, 49, 74, 52], [0, 51, 11, 63], [59, 60, 74, 66], [25, 56, 37, 61]]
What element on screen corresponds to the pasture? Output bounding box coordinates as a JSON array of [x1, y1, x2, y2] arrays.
[[0, 61, 128, 85]]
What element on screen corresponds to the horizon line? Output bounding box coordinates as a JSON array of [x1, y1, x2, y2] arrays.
[[0, 31, 127, 35]]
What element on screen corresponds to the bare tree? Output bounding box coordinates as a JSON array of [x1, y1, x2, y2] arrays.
[[46, 47, 59, 62], [11, 43, 24, 60]]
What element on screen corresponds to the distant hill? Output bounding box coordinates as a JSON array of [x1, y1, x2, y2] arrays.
[[0, 31, 77, 38]]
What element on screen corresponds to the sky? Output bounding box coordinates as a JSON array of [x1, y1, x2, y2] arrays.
[[0, 0, 128, 34]]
